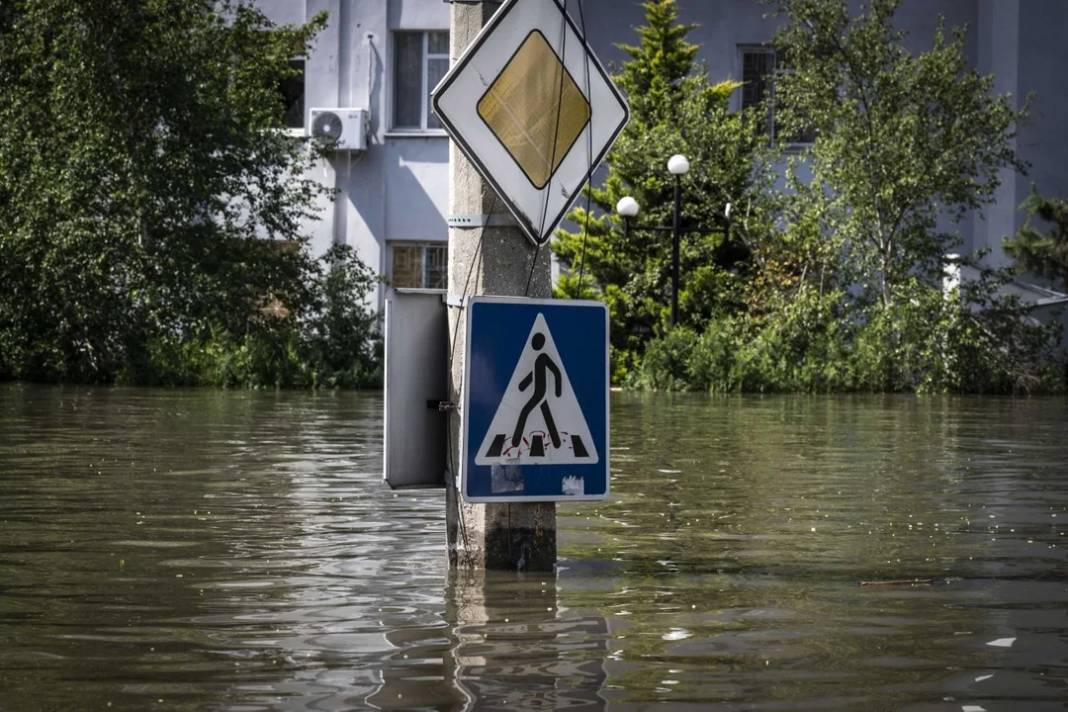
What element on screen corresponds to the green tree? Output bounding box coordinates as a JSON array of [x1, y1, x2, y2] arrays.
[[304, 245, 382, 388], [636, 0, 1065, 395], [1005, 190, 1068, 291], [772, 0, 1025, 307], [0, 0, 376, 387], [553, 0, 766, 382]]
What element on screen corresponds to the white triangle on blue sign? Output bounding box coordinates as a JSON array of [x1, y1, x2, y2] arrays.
[[475, 313, 599, 466]]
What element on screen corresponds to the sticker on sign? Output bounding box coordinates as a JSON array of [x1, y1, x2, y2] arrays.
[[432, 0, 630, 245]]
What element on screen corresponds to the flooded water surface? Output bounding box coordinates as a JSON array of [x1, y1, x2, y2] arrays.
[[1, 384, 1067, 710]]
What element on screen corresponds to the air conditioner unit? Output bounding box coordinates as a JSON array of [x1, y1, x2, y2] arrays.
[[309, 108, 368, 151]]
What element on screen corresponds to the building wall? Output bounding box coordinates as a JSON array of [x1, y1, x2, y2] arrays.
[[1013, 0, 1068, 256], [971, 0, 1068, 269], [256, 0, 450, 308], [253, 0, 1064, 303]]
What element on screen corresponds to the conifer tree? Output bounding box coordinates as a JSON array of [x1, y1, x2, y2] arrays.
[[553, 0, 764, 382]]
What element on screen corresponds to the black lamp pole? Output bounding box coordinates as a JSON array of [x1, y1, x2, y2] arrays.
[[617, 157, 730, 330], [671, 174, 682, 326]]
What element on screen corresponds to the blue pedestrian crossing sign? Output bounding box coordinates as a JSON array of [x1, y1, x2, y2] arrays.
[[462, 297, 609, 502]]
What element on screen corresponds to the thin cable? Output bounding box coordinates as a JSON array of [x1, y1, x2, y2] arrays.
[[524, 242, 541, 296], [447, 231, 485, 551], [445, 415, 470, 552], [450, 191, 496, 374], [575, 194, 594, 297], [575, 0, 594, 294]]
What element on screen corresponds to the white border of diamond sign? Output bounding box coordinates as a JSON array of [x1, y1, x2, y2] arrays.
[[432, 0, 630, 245]]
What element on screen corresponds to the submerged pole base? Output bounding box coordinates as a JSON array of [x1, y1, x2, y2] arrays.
[[447, 488, 556, 572]]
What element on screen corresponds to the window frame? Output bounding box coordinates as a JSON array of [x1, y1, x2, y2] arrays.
[[280, 56, 306, 133], [392, 30, 450, 133], [389, 241, 449, 291], [737, 44, 814, 149]]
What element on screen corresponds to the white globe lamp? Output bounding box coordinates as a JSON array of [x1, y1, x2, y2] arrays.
[[616, 196, 640, 218], [667, 154, 690, 175]]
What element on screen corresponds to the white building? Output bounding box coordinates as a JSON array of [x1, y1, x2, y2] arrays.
[[253, 0, 1068, 310]]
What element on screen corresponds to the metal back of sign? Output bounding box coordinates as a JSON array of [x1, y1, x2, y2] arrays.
[[383, 291, 448, 489], [461, 296, 610, 502], [432, 0, 630, 245]]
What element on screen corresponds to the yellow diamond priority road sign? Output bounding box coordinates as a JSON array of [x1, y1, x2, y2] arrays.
[[432, 0, 630, 245], [478, 30, 591, 190]]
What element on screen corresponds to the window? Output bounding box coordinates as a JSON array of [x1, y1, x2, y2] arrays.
[[280, 58, 305, 129], [390, 242, 448, 290], [393, 31, 449, 131], [740, 47, 775, 115], [739, 46, 814, 145]]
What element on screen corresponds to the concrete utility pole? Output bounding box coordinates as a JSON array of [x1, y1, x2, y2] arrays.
[[445, 1, 556, 571]]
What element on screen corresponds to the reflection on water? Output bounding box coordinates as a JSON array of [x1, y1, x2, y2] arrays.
[[1, 385, 1067, 710], [368, 571, 607, 711]]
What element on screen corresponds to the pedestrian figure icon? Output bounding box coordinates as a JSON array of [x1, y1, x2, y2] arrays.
[[512, 332, 562, 449], [475, 313, 598, 466]]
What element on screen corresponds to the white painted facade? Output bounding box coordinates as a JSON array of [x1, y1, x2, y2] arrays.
[[252, 0, 1068, 309], [255, 0, 451, 309]]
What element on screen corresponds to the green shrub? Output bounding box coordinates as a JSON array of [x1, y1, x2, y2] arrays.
[[687, 318, 742, 392], [114, 245, 381, 389], [640, 280, 1066, 395], [641, 288, 849, 393], [636, 327, 699, 391]]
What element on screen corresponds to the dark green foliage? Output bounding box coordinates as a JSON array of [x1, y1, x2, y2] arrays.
[[850, 275, 1063, 394], [0, 0, 379, 387], [640, 278, 1064, 394], [1005, 190, 1068, 290], [124, 245, 381, 389], [614, 0, 699, 124], [638, 326, 699, 392], [303, 245, 382, 388], [638, 287, 851, 393], [553, 0, 766, 382], [636, 0, 1065, 394]]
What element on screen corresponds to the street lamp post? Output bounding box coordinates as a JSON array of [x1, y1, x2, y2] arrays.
[[616, 154, 729, 327], [667, 154, 690, 326]]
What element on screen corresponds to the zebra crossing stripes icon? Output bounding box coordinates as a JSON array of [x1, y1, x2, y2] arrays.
[[475, 313, 598, 466]]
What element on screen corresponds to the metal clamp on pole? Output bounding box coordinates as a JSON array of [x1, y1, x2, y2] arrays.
[[447, 213, 517, 229]]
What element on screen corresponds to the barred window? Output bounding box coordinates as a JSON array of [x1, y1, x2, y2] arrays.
[[390, 242, 448, 290]]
